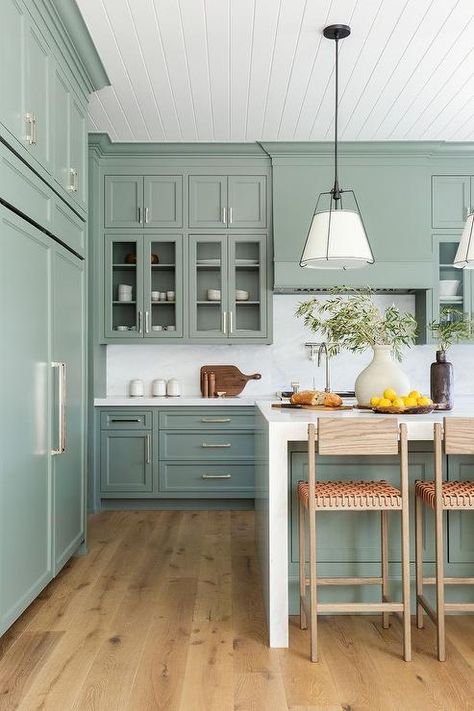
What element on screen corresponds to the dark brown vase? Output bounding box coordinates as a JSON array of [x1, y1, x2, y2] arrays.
[[430, 350, 453, 410]]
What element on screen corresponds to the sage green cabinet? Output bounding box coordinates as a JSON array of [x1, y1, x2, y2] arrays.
[[52, 247, 85, 573], [69, 96, 87, 210], [189, 175, 266, 229], [25, 17, 51, 172], [100, 431, 153, 493], [105, 175, 183, 229], [104, 233, 183, 338], [189, 233, 268, 341], [432, 235, 472, 325], [1, 205, 53, 635], [0, 0, 25, 144], [432, 176, 473, 229], [447, 456, 474, 564], [53, 67, 70, 194]]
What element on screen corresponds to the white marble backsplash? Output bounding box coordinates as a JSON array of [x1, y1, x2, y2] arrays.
[[106, 294, 474, 398]]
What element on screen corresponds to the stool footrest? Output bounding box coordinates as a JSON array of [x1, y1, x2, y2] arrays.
[[422, 576, 474, 586], [445, 602, 474, 612], [317, 602, 403, 614], [304, 576, 383, 586]]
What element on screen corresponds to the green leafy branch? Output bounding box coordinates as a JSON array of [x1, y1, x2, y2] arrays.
[[296, 288, 417, 361], [429, 307, 473, 352]]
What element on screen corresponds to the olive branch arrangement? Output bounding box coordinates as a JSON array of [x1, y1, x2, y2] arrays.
[[296, 288, 418, 362], [429, 307, 473, 352]]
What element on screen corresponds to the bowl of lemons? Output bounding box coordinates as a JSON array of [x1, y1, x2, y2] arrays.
[[370, 389, 434, 414]]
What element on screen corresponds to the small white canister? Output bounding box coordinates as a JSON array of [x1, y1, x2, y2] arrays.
[[129, 379, 144, 397], [166, 378, 181, 397], [152, 378, 167, 397]]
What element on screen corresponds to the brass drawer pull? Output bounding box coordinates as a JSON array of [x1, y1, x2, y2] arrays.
[[201, 442, 231, 448], [110, 418, 141, 423], [202, 474, 231, 479], [201, 417, 231, 423]]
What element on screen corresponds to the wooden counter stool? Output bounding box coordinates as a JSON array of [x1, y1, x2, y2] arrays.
[[415, 418, 474, 661], [297, 418, 411, 663]]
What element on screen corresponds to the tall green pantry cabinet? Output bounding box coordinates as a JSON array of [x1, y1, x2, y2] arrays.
[[0, 0, 108, 636]]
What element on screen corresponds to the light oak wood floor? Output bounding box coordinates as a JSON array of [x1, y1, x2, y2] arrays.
[[0, 511, 473, 711]]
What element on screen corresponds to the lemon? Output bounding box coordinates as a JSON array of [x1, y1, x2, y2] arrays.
[[370, 396, 381, 407], [378, 398, 392, 407], [383, 388, 397, 402], [417, 396, 432, 406], [392, 398, 405, 409], [409, 390, 422, 400], [403, 397, 417, 408]]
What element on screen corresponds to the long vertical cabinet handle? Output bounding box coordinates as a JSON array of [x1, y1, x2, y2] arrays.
[[145, 435, 151, 464], [229, 311, 233, 334], [25, 113, 35, 144], [221, 207, 227, 224], [222, 310, 227, 334], [74, 169, 79, 192], [145, 311, 150, 333], [145, 207, 149, 223], [138, 310, 143, 334], [51, 362, 66, 455], [68, 168, 78, 192], [137, 206, 142, 223], [229, 207, 233, 224]]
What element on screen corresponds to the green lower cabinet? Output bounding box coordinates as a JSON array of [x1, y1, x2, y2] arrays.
[[100, 430, 153, 494], [159, 431, 255, 461], [447, 456, 474, 564], [159, 462, 254, 497]]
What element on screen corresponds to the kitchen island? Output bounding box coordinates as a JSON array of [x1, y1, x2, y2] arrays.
[[255, 399, 474, 648]]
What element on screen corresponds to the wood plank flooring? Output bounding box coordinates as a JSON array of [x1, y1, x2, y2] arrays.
[[0, 510, 473, 711]]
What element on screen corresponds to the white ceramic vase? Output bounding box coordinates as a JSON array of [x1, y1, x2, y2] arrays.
[[355, 345, 410, 406]]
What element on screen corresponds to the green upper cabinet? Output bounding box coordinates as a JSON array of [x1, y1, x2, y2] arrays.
[[228, 234, 267, 339], [0, 0, 25, 144], [104, 233, 144, 338], [189, 175, 266, 229], [144, 176, 183, 228], [25, 17, 51, 172], [228, 176, 267, 229], [188, 175, 228, 228], [432, 176, 472, 229], [189, 234, 228, 338], [69, 96, 87, 210], [105, 176, 183, 228], [105, 176, 143, 228], [53, 67, 70, 193]]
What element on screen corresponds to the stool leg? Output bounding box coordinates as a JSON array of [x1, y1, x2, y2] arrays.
[[381, 510, 390, 629], [308, 507, 318, 662], [435, 503, 446, 662], [415, 492, 424, 629], [400, 424, 411, 662], [298, 498, 307, 630]]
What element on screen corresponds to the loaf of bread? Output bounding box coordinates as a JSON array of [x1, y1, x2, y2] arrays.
[[290, 390, 343, 408]]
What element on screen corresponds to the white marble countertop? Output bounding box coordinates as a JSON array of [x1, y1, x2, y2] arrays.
[[93, 396, 271, 407], [256, 397, 474, 441]]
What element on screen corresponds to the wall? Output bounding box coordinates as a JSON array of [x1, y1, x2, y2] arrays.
[[106, 294, 474, 398]]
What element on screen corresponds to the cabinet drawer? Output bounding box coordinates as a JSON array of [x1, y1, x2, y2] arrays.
[[160, 462, 254, 494], [160, 431, 254, 460], [100, 411, 152, 430], [159, 409, 254, 431], [52, 199, 85, 257]]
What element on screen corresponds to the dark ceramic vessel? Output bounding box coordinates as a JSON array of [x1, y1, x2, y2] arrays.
[[430, 350, 453, 410]]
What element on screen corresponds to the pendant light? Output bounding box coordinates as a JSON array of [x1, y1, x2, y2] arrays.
[[453, 212, 474, 268], [300, 25, 375, 270]]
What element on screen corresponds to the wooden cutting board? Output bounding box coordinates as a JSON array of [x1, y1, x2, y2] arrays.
[[272, 403, 353, 411], [200, 365, 261, 396]]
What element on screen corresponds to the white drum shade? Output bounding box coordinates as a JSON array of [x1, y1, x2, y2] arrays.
[[453, 214, 474, 268], [300, 209, 374, 269]]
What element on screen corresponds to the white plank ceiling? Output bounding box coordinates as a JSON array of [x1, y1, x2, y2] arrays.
[[76, 0, 474, 142]]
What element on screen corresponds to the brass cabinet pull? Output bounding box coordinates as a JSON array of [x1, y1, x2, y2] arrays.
[[145, 434, 151, 464], [138, 206, 142, 223], [201, 442, 231, 448], [201, 417, 231, 423], [145, 311, 150, 333], [229, 207, 233, 224], [145, 206, 149, 223], [138, 310, 143, 334], [201, 474, 231, 479]]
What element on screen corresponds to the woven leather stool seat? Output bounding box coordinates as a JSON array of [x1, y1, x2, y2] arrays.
[[297, 480, 402, 509], [415, 480, 474, 509]]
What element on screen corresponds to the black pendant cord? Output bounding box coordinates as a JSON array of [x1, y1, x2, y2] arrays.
[[332, 33, 341, 204]]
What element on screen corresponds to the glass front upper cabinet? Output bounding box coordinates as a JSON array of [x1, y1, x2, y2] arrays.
[[228, 234, 267, 339], [189, 235, 227, 338], [143, 235, 183, 338], [104, 234, 143, 338], [433, 235, 472, 323]]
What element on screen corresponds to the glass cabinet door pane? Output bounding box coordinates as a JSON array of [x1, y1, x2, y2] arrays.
[[437, 238, 471, 323], [189, 235, 227, 338], [104, 234, 143, 338], [228, 235, 266, 338], [143, 235, 183, 338]]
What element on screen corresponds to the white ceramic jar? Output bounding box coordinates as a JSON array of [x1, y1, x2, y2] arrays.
[[166, 378, 181, 397], [152, 379, 167, 397], [129, 379, 144, 397]]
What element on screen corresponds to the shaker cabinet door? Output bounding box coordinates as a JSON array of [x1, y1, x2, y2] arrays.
[[228, 175, 267, 228], [25, 19, 51, 171], [51, 247, 85, 573], [100, 431, 153, 492], [105, 176, 143, 228], [53, 67, 70, 192], [144, 176, 183, 228], [432, 176, 471, 229], [188, 176, 228, 228], [69, 96, 87, 210], [0, 0, 25, 145]]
